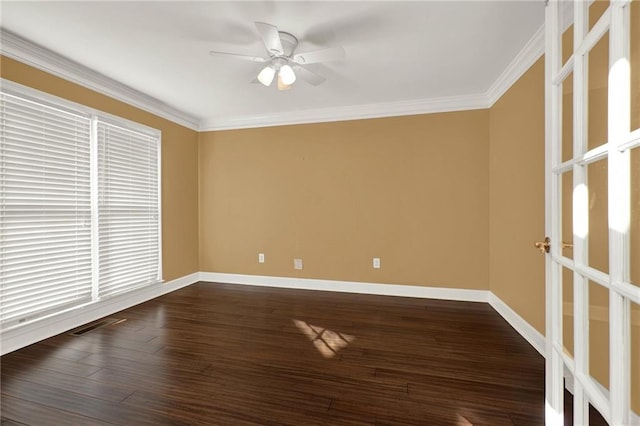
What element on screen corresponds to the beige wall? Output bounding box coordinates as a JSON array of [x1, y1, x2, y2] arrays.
[[199, 112, 490, 289], [0, 56, 200, 281], [488, 58, 546, 334]]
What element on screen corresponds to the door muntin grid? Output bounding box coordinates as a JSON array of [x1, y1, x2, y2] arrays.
[[545, 1, 638, 424]]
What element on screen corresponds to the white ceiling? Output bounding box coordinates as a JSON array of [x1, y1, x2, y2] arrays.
[[0, 1, 545, 130]]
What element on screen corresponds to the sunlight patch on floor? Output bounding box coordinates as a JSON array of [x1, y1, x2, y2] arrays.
[[292, 319, 355, 358], [456, 414, 473, 425]]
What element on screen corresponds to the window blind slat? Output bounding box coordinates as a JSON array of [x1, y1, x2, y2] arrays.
[[4, 127, 92, 148], [3, 272, 93, 297]]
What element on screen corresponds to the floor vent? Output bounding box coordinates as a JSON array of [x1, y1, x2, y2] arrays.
[[69, 318, 125, 336]]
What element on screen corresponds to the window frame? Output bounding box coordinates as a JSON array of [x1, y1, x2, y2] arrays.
[[0, 78, 163, 332]]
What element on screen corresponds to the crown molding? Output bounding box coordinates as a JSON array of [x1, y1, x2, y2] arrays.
[[199, 93, 490, 131], [486, 1, 575, 106], [2, 11, 559, 133], [486, 24, 545, 106], [0, 29, 199, 130]]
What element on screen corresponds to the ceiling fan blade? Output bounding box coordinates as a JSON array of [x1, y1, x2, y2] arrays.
[[292, 65, 326, 86], [292, 46, 345, 65], [209, 51, 268, 62], [303, 12, 384, 45], [255, 22, 284, 56]]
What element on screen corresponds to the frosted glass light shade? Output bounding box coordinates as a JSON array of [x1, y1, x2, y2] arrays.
[[257, 65, 276, 86], [279, 64, 296, 85]]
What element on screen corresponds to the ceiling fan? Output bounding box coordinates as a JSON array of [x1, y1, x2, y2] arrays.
[[209, 22, 346, 90]]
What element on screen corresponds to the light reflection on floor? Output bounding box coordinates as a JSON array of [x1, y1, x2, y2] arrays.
[[456, 413, 473, 425], [292, 319, 355, 358]]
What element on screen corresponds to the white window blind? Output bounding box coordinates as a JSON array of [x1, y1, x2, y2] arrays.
[[0, 81, 162, 332], [97, 121, 161, 298], [0, 92, 92, 328]]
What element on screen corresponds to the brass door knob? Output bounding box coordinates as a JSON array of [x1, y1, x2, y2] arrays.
[[534, 237, 573, 254], [535, 237, 551, 253]]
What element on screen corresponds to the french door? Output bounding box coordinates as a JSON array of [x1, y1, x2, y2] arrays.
[[544, 0, 639, 425]]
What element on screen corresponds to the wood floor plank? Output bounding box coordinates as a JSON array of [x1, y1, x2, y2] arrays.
[[12, 343, 92, 362], [2, 378, 188, 425], [2, 363, 135, 403], [1, 351, 102, 378], [1, 282, 610, 425], [0, 395, 114, 426]]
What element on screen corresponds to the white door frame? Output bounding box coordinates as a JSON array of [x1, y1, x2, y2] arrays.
[[545, 0, 638, 425]]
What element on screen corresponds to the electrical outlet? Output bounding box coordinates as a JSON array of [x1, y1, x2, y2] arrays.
[[373, 257, 381, 269], [294, 258, 303, 270], [258, 253, 265, 264]]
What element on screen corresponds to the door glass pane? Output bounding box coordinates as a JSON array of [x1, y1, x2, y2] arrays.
[[588, 32, 609, 151], [632, 0, 639, 132], [563, 267, 575, 356], [588, 159, 609, 274], [632, 147, 640, 287], [632, 301, 639, 415], [563, 171, 574, 260], [589, 0, 609, 31], [562, 4, 574, 66], [589, 281, 610, 390], [563, 72, 574, 163]]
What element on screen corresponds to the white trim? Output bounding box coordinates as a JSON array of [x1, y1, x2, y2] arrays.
[[608, 1, 632, 422], [485, 6, 578, 107], [0, 29, 199, 131], [198, 94, 489, 131], [486, 25, 545, 105], [0, 272, 200, 356], [572, 2, 590, 422], [564, 370, 640, 425], [546, 1, 566, 422], [488, 293, 546, 356], [198, 272, 490, 302], [1, 22, 551, 132]]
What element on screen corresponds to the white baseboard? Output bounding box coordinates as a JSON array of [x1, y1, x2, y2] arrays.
[[198, 272, 490, 303], [488, 292, 546, 356], [0, 272, 200, 356]]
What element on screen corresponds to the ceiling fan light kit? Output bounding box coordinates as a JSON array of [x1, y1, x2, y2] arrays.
[[257, 65, 276, 86], [277, 76, 292, 91], [210, 21, 345, 90], [278, 64, 296, 85]]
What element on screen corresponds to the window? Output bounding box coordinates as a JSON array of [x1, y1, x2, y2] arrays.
[[0, 80, 162, 331], [96, 120, 161, 298]]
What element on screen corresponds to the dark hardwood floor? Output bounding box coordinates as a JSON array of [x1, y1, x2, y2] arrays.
[[1, 282, 607, 425]]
